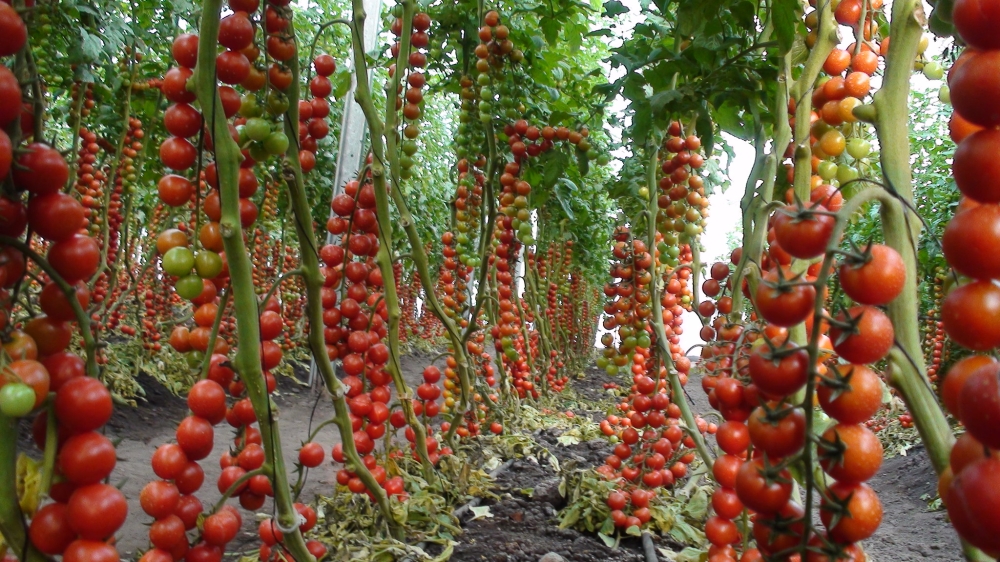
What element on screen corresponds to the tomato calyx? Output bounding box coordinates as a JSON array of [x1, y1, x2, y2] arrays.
[[815, 427, 850, 470], [827, 305, 869, 346], [816, 364, 859, 402], [818, 486, 856, 530], [759, 265, 815, 296]]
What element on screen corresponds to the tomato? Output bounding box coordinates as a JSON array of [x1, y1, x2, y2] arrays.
[[817, 364, 882, 424], [947, 457, 1000, 556], [711, 487, 743, 519], [160, 136, 197, 170], [735, 458, 793, 514], [25, 316, 72, 356], [838, 244, 905, 305], [149, 515, 186, 550], [27, 192, 85, 242], [184, 542, 223, 562], [0, 3, 25, 56], [4, 359, 49, 408], [67, 483, 128, 539], [0, 382, 34, 416], [54, 376, 112, 432], [3, 329, 36, 360], [156, 228, 189, 254], [942, 280, 1000, 351], [238, 443, 265, 470], [172, 33, 199, 67], [39, 282, 90, 322], [716, 420, 750, 455], [202, 510, 240, 546], [188, 380, 227, 425], [140, 480, 180, 519], [216, 50, 251, 84], [298, 442, 325, 468], [218, 11, 254, 50], [941, 355, 996, 415], [820, 482, 882, 543], [176, 415, 214, 460], [163, 103, 203, 138], [29, 502, 77, 555], [175, 461, 205, 494], [953, 130, 1000, 203], [705, 515, 740, 545], [62, 540, 121, 562], [946, 205, 1000, 281], [828, 305, 894, 364], [818, 423, 882, 483], [748, 344, 808, 397], [0, 195, 25, 237], [48, 233, 100, 283], [314, 53, 336, 76], [754, 267, 816, 327], [950, 50, 1000, 128], [747, 406, 805, 458], [163, 246, 195, 278], [751, 501, 805, 555], [152, 443, 189, 480], [13, 143, 68, 195], [59, 431, 117, 484], [174, 494, 203, 530], [162, 69, 197, 107], [957, 362, 1000, 449]]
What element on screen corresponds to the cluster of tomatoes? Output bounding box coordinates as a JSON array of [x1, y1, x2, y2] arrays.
[[388, 8, 430, 180], [142, 292, 298, 562], [933, 3, 1000, 556], [657, 125, 708, 247]]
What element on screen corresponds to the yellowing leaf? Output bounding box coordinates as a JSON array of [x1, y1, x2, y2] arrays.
[[16, 453, 41, 516]]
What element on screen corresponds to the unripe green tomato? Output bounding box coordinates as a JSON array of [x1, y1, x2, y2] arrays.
[[638, 186, 649, 199], [637, 334, 651, 349], [248, 142, 270, 162], [267, 91, 289, 115], [596, 154, 610, 165], [0, 383, 36, 417], [939, 85, 951, 105], [817, 160, 838, 180], [237, 125, 250, 145], [195, 251, 223, 279], [596, 357, 609, 369], [400, 168, 412, 180], [586, 148, 599, 159], [922, 61, 944, 80], [175, 274, 205, 300], [521, 234, 535, 245], [401, 140, 419, 156], [245, 117, 271, 142], [837, 164, 859, 184], [185, 351, 203, 368], [264, 131, 289, 155], [505, 108, 519, 119], [163, 247, 195, 277], [241, 95, 262, 117], [846, 138, 871, 159]]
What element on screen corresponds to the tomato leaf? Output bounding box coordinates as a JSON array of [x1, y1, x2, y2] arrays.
[[772, 0, 801, 54]]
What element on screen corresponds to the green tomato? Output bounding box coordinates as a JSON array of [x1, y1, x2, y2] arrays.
[[939, 85, 951, 105], [401, 140, 419, 156], [185, 352, 203, 369], [195, 251, 223, 279], [248, 142, 270, 162], [596, 154, 610, 166], [162, 247, 195, 277], [817, 160, 839, 181], [245, 117, 272, 142], [0, 383, 36, 417], [237, 125, 250, 145], [837, 164, 859, 184], [923, 61, 944, 80], [175, 274, 205, 300], [637, 334, 651, 349], [241, 95, 262, 118], [596, 357, 609, 369], [267, 91, 289, 115], [846, 138, 871, 159], [638, 186, 649, 200], [605, 364, 618, 376]]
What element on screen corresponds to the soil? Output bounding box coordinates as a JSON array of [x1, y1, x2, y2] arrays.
[[14, 354, 964, 561]]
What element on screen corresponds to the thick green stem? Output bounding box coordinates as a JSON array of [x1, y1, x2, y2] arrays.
[[190, 3, 312, 558], [279, 16, 404, 538]]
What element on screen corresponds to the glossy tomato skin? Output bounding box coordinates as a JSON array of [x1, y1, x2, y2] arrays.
[[62, 540, 120, 562], [829, 305, 894, 364], [953, 129, 1000, 203], [67, 483, 128, 540], [772, 204, 836, 259], [748, 344, 809, 397], [818, 423, 883, 483], [941, 355, 997, 415], [54, 376, 112, 432], [950, 51, 1000, 128], [952, 0, 1000, 50], [838, 244, 905, 305], [817, 364, 882, 423], [942, 280, 1000, 351], [29, 502, 77, 555], [27, 193, 85, 242], [754, 267, 817, 327], [735, 458, 793, 515], [747, 406, 806, 458], [820, 482, 882, 543], [957, 362, 1000, 449], [943, 205, 1000, 280], [48, 234, 100, 283], [947, 457, 1000, 556], [58, 431, 117, 485]]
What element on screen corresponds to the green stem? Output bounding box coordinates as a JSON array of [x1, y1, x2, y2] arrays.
[[198, 288, 231, 380], [0, 414, 48, 562], [190, 3, 313, 559]]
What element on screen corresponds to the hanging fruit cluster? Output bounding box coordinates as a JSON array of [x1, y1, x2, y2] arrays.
[[936, 4, 1000, 556]]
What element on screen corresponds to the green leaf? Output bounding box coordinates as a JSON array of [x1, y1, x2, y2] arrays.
[[80, 30, 103, 62], [604, 0, 630, 16], [554, 179, 578, 220], [696, 103, 715, 157], [772, 0, 801, 54]]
